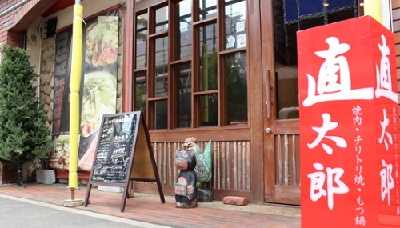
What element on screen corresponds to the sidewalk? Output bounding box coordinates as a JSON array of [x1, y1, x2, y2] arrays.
[[0, 183, 301, 228]]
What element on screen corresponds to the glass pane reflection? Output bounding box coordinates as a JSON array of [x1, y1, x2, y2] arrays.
[[199, 0, 217, 20], [199, 24, 218, 91], [155, 100, 168, 129], [156, 6, 169, 33], [225, 0, 246, 50], [199, 94, 218, 126], [178, 0, 192, 60], [273, 0, 357, 119], [136, 13, 148, 68], [135, 71, 147, 116], [226, 52, 247, 125], [155, 37, 168, 98], [177, 63, 191, 128]]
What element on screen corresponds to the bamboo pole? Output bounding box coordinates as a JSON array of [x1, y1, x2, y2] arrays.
[[363, 0, 382, 23], [64, 0, 83, 207]]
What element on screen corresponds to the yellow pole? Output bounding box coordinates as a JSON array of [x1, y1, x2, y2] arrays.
[[64, 1, 83, 206], [364, 0, 382, 23]]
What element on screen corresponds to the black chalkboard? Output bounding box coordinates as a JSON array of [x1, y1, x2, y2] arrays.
[[91, 113, 137, 183], [84, 111, 165, 212]]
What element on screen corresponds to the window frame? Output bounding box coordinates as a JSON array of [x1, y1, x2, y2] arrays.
[[133, 0, 249, 130]]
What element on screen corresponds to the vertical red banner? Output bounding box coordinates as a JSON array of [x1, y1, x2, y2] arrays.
[[298, 16, 400, 227]]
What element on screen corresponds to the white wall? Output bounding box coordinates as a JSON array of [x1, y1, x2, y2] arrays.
[[47, 0, 125, 30], [26, 18, 42, 74]]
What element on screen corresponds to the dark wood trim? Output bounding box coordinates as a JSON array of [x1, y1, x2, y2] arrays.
[[147, 7, 156, 129], [148, 30, 168, 38], [168, 3, 177, 129], [260, 0, 275, 203], [170, 59, 191, 65], [274, 119, 300, 134], [193, 90, 219, 95], [247, 0, 265, 203], [193, 17, 218, 26], [192, 0, 200, 128], [150, 127, 251, 142], [218, 0, 227, 126], [123, 0, 135, 112], [219, 48, 246, 55], [126, 0, 266, 204], [192, 0, 199, 22], [136, 0, 166, 11], [134, 67, 147, 73], [148, 97, 168, 101], [268, 185, 300, 205], [358, 0, 364, 16]]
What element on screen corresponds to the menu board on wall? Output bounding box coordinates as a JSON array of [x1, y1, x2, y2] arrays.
[[84, 111, 165, 212]]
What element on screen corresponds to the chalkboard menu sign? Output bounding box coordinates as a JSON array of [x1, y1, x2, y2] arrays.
[[84, 111, 165, 212], [91, 113, 137, 183]]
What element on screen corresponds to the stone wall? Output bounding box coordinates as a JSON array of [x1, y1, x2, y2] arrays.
[[40, 38, 55, 130]]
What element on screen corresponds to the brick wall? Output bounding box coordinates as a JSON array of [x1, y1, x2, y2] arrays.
[[13, 0, 58, 31], [0, 0, 22, 45], [0, 0, 57, 47], [6, 30, 24, 47]]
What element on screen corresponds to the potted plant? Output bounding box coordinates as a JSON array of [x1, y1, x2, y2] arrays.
[[0, 45, 53, 186]]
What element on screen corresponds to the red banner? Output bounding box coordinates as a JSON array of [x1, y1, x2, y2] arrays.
[[298, 16, 400, 227]]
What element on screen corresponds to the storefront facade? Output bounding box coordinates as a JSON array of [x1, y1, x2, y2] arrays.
[[0, 0, 399, 205]]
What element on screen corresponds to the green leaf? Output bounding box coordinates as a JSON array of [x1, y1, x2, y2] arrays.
[[0, 46, 52, 166]]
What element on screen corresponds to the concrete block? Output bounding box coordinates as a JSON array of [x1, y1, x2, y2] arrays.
[[36, 170, 55, 184], [98, 186, 124, 193]]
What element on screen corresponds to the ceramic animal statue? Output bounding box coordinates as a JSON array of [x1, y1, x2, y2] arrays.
[[184, 137, 212, 187], [174, 148, 198, 208]]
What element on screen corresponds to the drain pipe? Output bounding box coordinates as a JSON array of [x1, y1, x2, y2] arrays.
[[0, 0, 31, 18]]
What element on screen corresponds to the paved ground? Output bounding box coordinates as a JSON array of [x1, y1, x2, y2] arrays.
[[0, 183, 301, 228], [0, 195, 164, 228]]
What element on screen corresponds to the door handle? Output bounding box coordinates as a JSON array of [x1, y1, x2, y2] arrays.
[[265, 127, 272, 134], [265, 70, 271, 118]]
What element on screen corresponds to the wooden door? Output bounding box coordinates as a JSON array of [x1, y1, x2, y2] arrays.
[[259, 0, 301, 205], [260, 0, 360, 205]]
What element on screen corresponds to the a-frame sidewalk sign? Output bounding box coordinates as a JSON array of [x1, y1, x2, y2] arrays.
[[84, 111, 165, 212]]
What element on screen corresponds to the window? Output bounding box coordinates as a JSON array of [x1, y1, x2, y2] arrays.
[[133, 0, 248, 129], [273, 0, 359, 119]]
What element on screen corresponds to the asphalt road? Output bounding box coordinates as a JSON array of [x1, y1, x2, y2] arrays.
[[0, 194, 170, 228]]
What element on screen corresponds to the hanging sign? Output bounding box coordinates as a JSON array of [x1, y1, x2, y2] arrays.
[[78, 13, 119, 171]]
